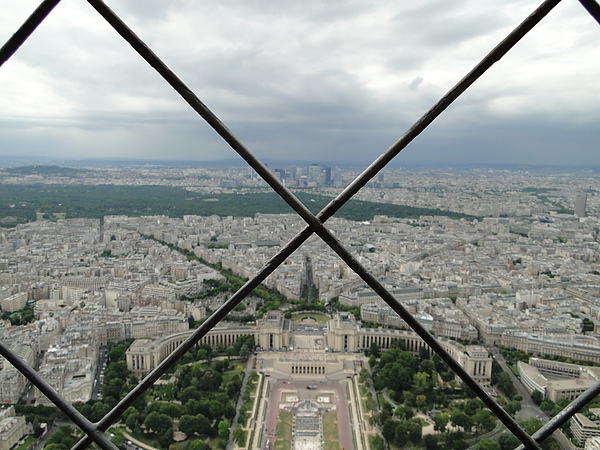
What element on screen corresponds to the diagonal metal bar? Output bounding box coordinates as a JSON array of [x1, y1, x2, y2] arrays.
[[217, 0, 562, 445], [75, 1, 564, 448], [515, 381, 600, 449], [75, 214, 544, 448], [85, 0, 322, 235], [579, 0, 600, 24], [317, 0, 563, 223], [211, 1, 566, 442], [0, 342, 117, 449], [72, 227, 314, 449], [0, 0, 62, 67], [303, 219, 543, 449], [0, 0, 582, 449], [271, 5, 568, 443]]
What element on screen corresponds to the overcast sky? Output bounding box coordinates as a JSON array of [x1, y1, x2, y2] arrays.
[[0, 0, 598, 168]]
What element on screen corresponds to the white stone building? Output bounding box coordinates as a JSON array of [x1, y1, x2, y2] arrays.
[[0, 406, 28, 450]]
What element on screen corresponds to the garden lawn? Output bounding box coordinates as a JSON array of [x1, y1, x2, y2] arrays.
[[291, 312, 330, 324], [323, 411, 340, 450], [275, 410, 293, 449]]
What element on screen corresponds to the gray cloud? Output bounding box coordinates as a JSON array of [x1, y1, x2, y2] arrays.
[[0, 0, 598, 167]]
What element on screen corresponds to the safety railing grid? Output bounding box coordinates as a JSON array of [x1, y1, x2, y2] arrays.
[[1, 1, 600, 449]]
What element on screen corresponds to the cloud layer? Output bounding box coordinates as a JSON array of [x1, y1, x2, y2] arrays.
[[0, 0, 598, 167]]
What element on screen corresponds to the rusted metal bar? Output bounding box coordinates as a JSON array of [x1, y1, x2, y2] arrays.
[[579, 0, 600, 25], [0, 0, 62, 67], [0, 342, 117, 449]]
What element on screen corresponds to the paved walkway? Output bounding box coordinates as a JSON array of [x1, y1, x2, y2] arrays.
[[486, 346, 547, 424], [227, 355, 255, 450], [251, 374, 269, 449], [347, 376, 366, 450], [257, 380, 356, 450], [121, 431, 158, 450]]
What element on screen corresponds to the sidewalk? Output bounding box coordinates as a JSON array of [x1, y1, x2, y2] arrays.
[[249, 373, 269, 449], [121, 431, 159, 450], [347, 376, 366, 450]]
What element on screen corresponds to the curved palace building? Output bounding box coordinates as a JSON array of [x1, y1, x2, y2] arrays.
[[126, 310, 492, 385]]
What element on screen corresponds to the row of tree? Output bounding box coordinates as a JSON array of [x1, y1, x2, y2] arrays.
[[0, 184, 477, 228], [44, 425, 80, 450], [153, 238, 288, 319]]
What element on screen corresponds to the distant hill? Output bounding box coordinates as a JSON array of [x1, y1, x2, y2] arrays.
[[2, 165, 94, 177]]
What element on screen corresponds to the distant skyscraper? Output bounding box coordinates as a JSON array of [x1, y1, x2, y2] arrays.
[[334, 167, 342, 184], [575, 193, 587, 218], [274, 168, 286, 181], [289, 166, 302, 181], [324, 166, 332, 185], [308, 164, 321, 184]]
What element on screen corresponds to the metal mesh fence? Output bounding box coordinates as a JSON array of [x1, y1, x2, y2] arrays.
[[1, 1, 599, 449]]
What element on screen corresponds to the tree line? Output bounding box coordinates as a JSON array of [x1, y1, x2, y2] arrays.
[[0, 184, 478, 227]]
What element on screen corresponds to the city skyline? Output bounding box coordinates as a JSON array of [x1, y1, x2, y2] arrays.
[[2, 165, 600, 448]]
